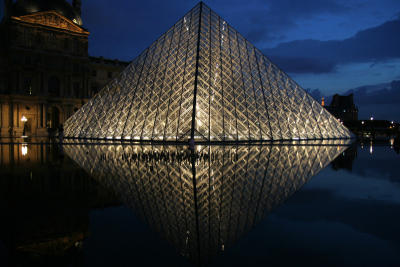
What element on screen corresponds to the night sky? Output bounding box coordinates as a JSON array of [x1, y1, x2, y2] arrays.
[[1, 0, 400, 120]]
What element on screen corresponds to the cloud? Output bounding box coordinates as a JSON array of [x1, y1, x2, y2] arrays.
[[268, 56, 336, 73], [264, 18, 400, 73], [317, 80, 400, 120], [245, 0, 349, 39], [345, 80, 400, 105]]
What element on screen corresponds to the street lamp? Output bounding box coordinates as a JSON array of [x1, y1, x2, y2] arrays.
[[21, 144, 28, 156], [21, 115, 28, 137]]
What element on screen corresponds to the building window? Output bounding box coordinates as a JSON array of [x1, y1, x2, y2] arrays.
[[74, 39, 80, 53], [73, 63, 79, 73], [48, 76, 60, 97], [92, 70, 97, 77], [91, 85, 99, 96], [36, 33, 42, 45], [73, 82, 80, 98], [24, 29, 32, 47], [48, 32, 56, 48], [35, 55, 41, 65], [64, 39, 69, 49], [25, 56, 31, 65], [23, 78, 32, 95]]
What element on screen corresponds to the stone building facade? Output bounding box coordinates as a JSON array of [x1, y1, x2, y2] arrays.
[[325, 93, 358, 122], [0, 0, 128, 137]]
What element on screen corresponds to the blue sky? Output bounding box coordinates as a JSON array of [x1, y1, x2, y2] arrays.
[[76, 0, 400, 94]]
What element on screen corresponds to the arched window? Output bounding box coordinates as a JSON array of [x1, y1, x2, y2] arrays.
[[48, 76, 60, 96], [47, 106, 60, 129]]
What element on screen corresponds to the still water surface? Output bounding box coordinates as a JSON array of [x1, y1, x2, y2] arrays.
[[0, 140, 399, 266]]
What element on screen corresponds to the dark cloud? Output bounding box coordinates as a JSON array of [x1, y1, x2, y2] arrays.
[[312, 80, 400, 120], [318, 81, 400, 106], [345, 80, 400, 120], [268, 56, 336, 73], [77, 0, 354, 60], [345, 80, 400, 105], [264, 18, 400, 73], [307, 88, 324, 101], [244, 0, 350, 41]]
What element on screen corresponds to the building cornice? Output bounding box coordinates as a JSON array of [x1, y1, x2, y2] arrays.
[[11, 10, 89, 36]]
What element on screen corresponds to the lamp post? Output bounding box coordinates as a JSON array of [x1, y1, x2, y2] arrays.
[[21, 115, 28, 137]]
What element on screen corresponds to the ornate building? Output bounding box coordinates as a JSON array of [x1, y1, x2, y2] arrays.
[[0, 0, 128, 137], [325, 93, 359, 122]]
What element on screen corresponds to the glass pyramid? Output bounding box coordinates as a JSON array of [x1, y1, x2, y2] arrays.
[[64, 140, 350, 264], [64, 2, 353, 142]]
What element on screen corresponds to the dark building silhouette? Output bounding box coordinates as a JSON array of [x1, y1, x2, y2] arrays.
[[331, 143, 357, 171], [326, 93, 358, 122], [0, 0, 128, 137], [0, 143, 120, 266], [346, 119, 399, 139]]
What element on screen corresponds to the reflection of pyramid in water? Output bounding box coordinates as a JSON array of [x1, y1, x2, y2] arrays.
[[64, 2, 352, 142], [64, 140, 350, 264]]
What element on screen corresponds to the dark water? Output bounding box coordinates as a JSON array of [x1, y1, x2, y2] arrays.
[[0, 139, 399, 266]]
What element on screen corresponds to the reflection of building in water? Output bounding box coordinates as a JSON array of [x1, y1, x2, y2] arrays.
[[331, 143, 357, 171], [0, 143, 119, 266], [0, 0, 128, 137], [64, 141, 349, 264]]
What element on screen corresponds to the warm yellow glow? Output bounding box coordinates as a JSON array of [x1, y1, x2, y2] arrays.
[[21, 115, 28, 122], [21, 144, 28, 156], [62, 2, 353, 142]]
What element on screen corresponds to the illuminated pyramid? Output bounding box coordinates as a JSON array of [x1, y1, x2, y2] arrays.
[[64, 2, 352, 142]]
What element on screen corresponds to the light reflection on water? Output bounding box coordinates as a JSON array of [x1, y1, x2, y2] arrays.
[[63, 140, 349, 265], [1, 140, 399, 266]]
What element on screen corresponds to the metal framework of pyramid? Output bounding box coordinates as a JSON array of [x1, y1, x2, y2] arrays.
[[64, 141, 349, 263], [64, 2, 352, 142]]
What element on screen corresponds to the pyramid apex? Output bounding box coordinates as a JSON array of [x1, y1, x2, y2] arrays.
[[64, 1, 353, 142]]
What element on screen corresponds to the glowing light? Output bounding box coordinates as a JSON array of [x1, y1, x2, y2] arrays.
[[62, 3, 352, 142], [21, 144, 28, 156], [21, 116, 27, 122], [370, 116, 374, 121], [361, 121, 364, 125]]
